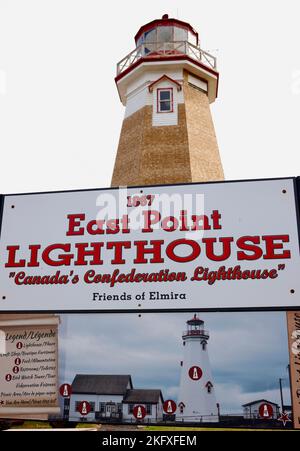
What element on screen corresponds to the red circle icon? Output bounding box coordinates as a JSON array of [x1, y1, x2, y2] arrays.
[[259, 403, 274, 419], [163, 399, 177, 414], [5, 374, 12, 382], [14, 358, 21, 366], [59, 383, 72, 398], [16, 342, 23, 350], [188, 366, 203, 380], [78, 401, 91, 416], [133, 405, 146, 420], [12, 366, 19, 374]]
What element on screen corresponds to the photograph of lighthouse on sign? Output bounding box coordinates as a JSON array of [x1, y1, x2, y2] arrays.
[[56, 311, 292, 428]]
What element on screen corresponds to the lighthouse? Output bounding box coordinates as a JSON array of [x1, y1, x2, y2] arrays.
[[177, 314, 219, 422], [111, 14, 224, 187]]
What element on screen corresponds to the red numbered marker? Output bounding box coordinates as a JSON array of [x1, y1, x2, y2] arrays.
[[78, 401, 91, 416], [259, 403, 274, 419], [12, 366, 19, 374], [14, 358, 21, 366], [163, 400, 177, 414], [133, 405, 146, 420], [5, 374, 12, 382], [188, 366, 202, 380], [59, 383, 72, 398]]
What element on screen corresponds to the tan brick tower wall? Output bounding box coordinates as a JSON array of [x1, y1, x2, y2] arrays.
[[111, 73, 224, 187], [183, 76, 224, 182]]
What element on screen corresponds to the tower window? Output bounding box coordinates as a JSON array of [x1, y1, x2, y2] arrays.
[[157, 88, 173, 113]]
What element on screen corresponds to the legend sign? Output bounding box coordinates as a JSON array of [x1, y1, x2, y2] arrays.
[[0, 315, 60, 418], [0, 178, 300, 311]]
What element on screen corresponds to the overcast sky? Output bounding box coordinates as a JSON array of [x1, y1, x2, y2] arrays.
[[0, 0, 300, 194], [59, 312, 291, 413]]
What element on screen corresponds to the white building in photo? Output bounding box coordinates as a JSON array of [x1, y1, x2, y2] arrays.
[[122, 389, 164, 422], [68, 374, 164, 423], [242, 399, 280, 419]]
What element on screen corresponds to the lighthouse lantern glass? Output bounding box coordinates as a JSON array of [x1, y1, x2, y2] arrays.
[[135, 24, 196, 58], [137, 28, 157, 46], [188, 31, 197, 45], [174, 27, 188, 42], [157, 26, 172, 42], [137, 25, 190, 47]]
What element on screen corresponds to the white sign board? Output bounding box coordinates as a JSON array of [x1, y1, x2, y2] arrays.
[[0, 178, 299, 311]]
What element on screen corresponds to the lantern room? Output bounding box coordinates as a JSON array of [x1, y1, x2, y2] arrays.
[[116, 14, 219, 105], [183, 314, 209, 339], [135, 14, 198, 49]]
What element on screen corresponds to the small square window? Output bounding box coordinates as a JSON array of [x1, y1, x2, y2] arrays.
[[157, 88, 173, 113]]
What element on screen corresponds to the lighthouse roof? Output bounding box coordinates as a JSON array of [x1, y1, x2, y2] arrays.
[[134, 14, 199, 45], [71, 374, 133, 395], [187, 314, 204, 325], [242, 399, 279, 408], [123, 389, 164, 405]]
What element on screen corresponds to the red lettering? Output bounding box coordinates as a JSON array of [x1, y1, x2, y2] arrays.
[[5, 246, 26, 268], [66, 214, 85, 236], [237, 236, 263, 260], [191, 215, 211, 231], [74, 243, 104, 265], [107, 241, 131, 264], [161, 216, 178, 232], [202, 237, 234, 261], [42, 244, 73, 266], [166, 239, 200, 263], [142, 211, 161, 233], [134, 240, 164, 264], [120, 215, 130, 233], [211, 210, 222, 229], [262, 235, 291, 259], [27, 245, 41, 267], [106, 219, 120, 234], [179, 210, 189, 232], [87, 220, 104, 235]]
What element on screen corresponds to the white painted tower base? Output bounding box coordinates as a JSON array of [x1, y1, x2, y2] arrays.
[[177, 315, 219, 423]]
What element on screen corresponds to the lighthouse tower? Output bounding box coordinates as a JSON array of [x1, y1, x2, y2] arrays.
[[111, 14, 224, 187], [177, 314, 219, 423]]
